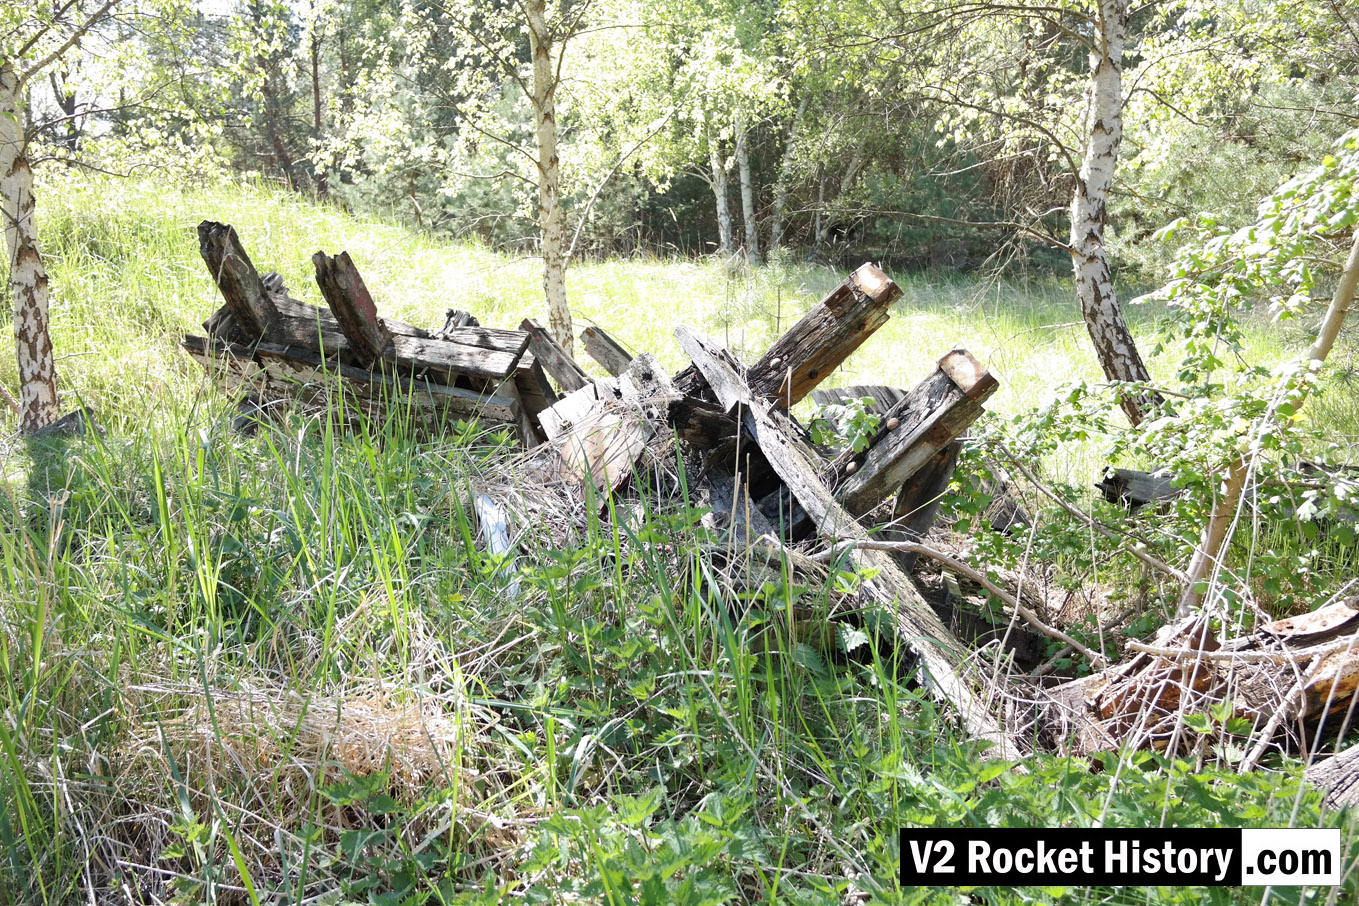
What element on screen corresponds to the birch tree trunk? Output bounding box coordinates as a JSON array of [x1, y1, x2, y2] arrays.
[[735, 122, 759, 264], [768, 93, 807, 256], [1, 62, 60, 433], [1071, 0, 1153, 426], [707, 121, 734, 256], [526, 0, 572, 351]]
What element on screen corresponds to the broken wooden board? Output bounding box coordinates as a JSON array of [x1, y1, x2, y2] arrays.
[[549, 385, 652, 501], [831, 350, 998, 518], [581, 325, 633, 377], [199, 221, 286, 342], [521, 318, 589, 393], [675, 324, 1023, 759]]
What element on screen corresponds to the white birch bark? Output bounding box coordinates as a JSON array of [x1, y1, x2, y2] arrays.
[[735, 122, 759, 264], [1071, 0, 1153, 425], [1, 61, 59, 432], [526, 0, 572, 352], [706, 120, 734, 256], [768, 93, 807, 256]]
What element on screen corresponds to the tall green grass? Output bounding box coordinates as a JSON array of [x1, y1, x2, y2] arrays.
[[1, 174, 1356, 903]]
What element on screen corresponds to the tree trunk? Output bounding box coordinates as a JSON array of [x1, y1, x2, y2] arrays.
[[526, 0, 572, 352], [1176, 231, 1359, 617], [311, 24, 328, 199], [1071, 0, 1153, 426], [768, 93, 807, 256], [707, 121, 734, 256], [1, 63, 60, 433], [735, 122, 759, 264]]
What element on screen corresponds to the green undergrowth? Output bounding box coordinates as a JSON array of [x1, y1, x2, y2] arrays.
[[11, 172, 1352, 483], [0, 400, 1355, 904]]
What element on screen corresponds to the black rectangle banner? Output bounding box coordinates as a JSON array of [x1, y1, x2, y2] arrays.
[[901, 829, 1242, 886]]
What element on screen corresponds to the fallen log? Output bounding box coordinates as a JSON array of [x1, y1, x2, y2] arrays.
[[1042, 597, 1359, 760], [675, 324, 1023, 759], [1306, 742, 1359, 809]]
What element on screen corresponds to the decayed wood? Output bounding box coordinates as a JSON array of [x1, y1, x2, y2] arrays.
[[581, 325, 633, 376], [548, 371, 653, 501], [437, 309, 480, 333], [312, 251, 394, 362], [832, 350, 997, 517], [1043, 597, 1359, 759], [674, 263, 901, 406], [514, 358, 559, 437], [198, 221, 284, 342], [674, 324, 1023, 758], [183, 334, 521, 427], [521, 317, 589, 392], [748, 263, 901, 406], [1097, 468, 1179, 509], [882, 439, 963, 572], [1306, 742, 1359, 810]]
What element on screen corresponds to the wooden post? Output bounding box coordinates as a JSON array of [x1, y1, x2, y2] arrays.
[[832, 350, 997, 517], [520, 317, 589, 392], [580, 325, 633, 376], [197, 221, 284, 342], [674, 263, 901, 406], [312, 251, 394, 363], [675, 325, 1023, 759], [884, 439, 963, 572]]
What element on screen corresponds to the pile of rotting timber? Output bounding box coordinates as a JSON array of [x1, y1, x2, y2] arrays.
[[182, 224, 1359, 796]]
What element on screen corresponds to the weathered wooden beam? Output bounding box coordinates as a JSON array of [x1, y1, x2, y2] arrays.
[[581, 325, 633, 376], [312, 251, 394, 363], [1307, 742, 1359, 810], [883, 438, 963, 573], [832, 350, 998, 517], [198, 221, 284, 342], [520, 318, 589, 393], [674, 324, 1022, 758], [673, 263, 901, 406], [473, 493, 522, 602]]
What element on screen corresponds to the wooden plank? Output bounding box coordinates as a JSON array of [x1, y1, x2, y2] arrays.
[[674, 325, 1022, 758], [266, 290, 430, 340], [499, 378, 544, 448], [182, 334, 521, 426], [520, 318, 588, 392], [581, 325, 633, 376], [197, 221, 284, 342], [513, 357, 558, 437], [832, 350, 997, 517], [312, 251, 394, 362]]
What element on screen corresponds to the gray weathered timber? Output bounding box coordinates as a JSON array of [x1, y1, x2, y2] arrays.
[[183, 334, 521, 426], [521, 318, 589, 392], [674, 324, 1022, 758], [673, 263, 901, 406], [581, 325, 634, 376], [473, 493, 522, 601], [1307, 742, 1359, 809], [198, 221, 285, 342], [387, 334, 521, 382], [748, 263, 901, 406], [833, 350, 997, 517], [312, 251, 394, 362]]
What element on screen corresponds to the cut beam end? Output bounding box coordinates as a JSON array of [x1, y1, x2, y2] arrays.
[[937, 349, 997, 398]]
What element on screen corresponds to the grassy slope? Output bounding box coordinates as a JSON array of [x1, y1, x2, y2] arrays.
[[0, 176, 1355, 904]]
